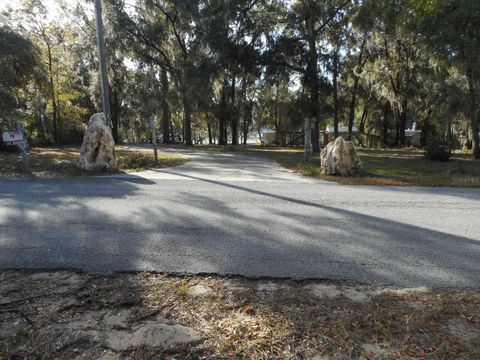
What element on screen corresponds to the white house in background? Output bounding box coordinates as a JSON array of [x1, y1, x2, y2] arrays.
[[322, 126, 422, 147], [320, 126, 359, 145], [324, 125, 359, 134], [405, 129, 421, 146], [245, 127, 276, 144]]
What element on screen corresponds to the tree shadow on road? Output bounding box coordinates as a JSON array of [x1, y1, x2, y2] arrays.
[[1, 173, 480, 358], [0, 172, 479, 289]]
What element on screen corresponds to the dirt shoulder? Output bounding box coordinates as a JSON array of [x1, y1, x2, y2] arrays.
[[1, 270, 479, 359], [0, 146, 186, 178]]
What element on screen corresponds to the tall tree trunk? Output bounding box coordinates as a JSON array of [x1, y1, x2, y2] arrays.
[[135, 124, 141, 144], [383, 101, 390, 146], [218, 76, 228, 145], [206, 113, 213, 145], [161, 68, 171, 143], [46, 43, 59, 145], [359, 102, 368, 134], [182, 95, 192, 145], [333, 47, 339, 139], [306, 14, 320, 153], [244, 103, 252, 145], [348, 76, 359, 136], [348, 35, 366, 136], [394, 107, 400, 146], [241, 76, 248, 145], [420, 107, 433, 147], [447, 118, 453, 154], [56, 78, 61, 144], [230, 75, 238, 145], [274, 83, 280, 144], [467, 62, 480, 159], [179, 69, 192, 145], [111, 85, 119, 142], [399, 99, 408, 146], [37, 96, 47, 143]]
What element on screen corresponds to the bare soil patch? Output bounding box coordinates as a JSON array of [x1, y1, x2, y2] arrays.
[[1, 270, 479, 359]]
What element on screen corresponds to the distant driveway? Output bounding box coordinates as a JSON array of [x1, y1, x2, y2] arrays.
[[1, 145, 480, 289], [116, 145, 320, 183]]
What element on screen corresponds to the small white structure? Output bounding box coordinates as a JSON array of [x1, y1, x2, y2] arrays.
[[325, 125, 359, 134], [321, 126, 359, 146], [2, 122, 30, 171], [2, 131, 24, 144], [405, 129, 422, 147], [245, 127, 276, 144]]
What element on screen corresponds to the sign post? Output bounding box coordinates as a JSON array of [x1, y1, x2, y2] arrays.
[[304, 117, 312, 161], [2, 121, 30, 171], [150, 117, 159, 164]]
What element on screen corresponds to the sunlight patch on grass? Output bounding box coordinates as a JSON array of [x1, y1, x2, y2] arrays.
[[0, 147, 186, 177], [116, 151, 185, 172], [235, 146, 480, 187]]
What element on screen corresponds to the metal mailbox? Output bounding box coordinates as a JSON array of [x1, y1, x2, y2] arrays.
[[2, 131, 24, 145]]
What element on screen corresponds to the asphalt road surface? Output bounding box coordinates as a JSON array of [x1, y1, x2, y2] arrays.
[[1, 146, 480, 289]]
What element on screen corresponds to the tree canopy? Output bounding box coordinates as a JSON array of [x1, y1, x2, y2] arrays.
[[1, 0, 479, 158], [0, 26, 40, 121]]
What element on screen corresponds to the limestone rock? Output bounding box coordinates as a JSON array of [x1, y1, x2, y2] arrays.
[[105, 321, 201, 351], [361, 343, 389, 356], [79, 113, 117, 171], [320, 137, 362, 176], [188, 284, 213, 298], [256, 281, 283, 292], [302, 283, 378, 304]]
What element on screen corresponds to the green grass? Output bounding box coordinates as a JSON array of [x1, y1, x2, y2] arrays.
[[116, 151, 185, 172], [0, 146, 186, 177], [197, 145, 480, 187], [5, 143, 478, 186]]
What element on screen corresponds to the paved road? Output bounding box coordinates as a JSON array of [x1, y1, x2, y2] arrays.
[[1, 146, 480, 289]]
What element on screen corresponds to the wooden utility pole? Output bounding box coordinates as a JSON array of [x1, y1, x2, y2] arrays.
[[94, 0, 111, 128]]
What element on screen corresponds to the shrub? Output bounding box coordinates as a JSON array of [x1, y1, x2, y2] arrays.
[[425, 135, 450, 162]]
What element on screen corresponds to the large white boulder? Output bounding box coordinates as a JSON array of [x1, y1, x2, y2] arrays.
[[320, 137, 362, 176], [79, 112, 117, 171]]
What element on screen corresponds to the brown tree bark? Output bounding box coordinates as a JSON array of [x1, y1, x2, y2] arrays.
[[348, 76, 359, 136], [206, 113, 213, 145], [306, 14, 320, 153], [399, 99, 408, 146], [359, 102, 369, 134], [420, 107, 433, 147], [218, 75, 228, 145], [467, 62, 480, 159], [333, 47, 339, 139], [383, 101, 390, 146], [161, 68, 171, 143], [182, 95, 192, 145], [394, 107, 400, 146], [111, 85, 119, 142], [348, 36, 367, 136], [241, 76, 248, 145], [46, 42, 59, 145], [230, 75, 238, 145]]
